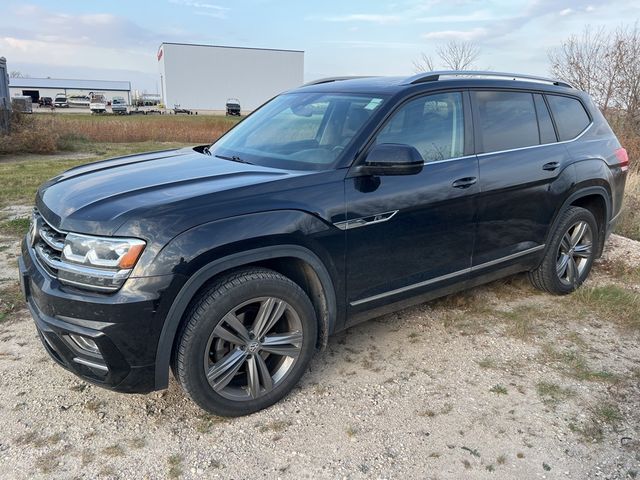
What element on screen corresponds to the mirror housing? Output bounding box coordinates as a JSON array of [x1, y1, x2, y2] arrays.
[[355, 143, 424, 176]]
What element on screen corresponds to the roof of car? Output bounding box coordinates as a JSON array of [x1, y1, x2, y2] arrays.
[[295, 71, 576, 96]]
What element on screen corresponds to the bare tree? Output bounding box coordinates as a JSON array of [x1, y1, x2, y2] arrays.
[[413, 52, 435, 73], [436, 41, 480, 70], [549, 23, 640, 119], [9, 71, 25, 78]]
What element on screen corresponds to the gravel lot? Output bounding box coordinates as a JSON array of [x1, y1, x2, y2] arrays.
[[0, 218, 639, 479]]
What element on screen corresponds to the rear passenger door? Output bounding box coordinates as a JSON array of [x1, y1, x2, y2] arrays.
[[470, 90, 574, 270]]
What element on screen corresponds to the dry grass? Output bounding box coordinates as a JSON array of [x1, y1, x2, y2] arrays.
[[0, 283, 24, 324], [616, 172, 640, 241], [0, 112, 240, 155]]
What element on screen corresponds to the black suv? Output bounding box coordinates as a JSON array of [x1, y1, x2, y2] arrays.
[[19, 71, 628, 416]]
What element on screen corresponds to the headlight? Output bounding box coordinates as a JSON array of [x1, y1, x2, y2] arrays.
[[57, 233, 146, 292]]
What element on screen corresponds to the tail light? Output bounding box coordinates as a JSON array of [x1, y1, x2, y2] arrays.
[[615, 147, 629, 172]]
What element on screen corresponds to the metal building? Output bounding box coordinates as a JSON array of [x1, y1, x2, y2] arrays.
[[157, 42, 304, 112], [8, 78, 131, 105]]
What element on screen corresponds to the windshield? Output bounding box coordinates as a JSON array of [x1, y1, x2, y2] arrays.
[[211, 92, 386, 170]]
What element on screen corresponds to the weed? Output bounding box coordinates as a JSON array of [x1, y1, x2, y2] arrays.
[[103, 444, 125, 457], [0, 282, 24, 324], [486, 464, 495, 472], [168, 454, 183, 479], [195, 413, 227, 434], [489, 384, 508, 395], [477, 357, 497, 369], [496, 454, 507, 465], [539, 344, 618, 383], [258, 420, 291, 433], [536, 381, 575, 405], [345, 426, 357, 438], [0, 218, 30, 237], [573, 285, 640, 330]]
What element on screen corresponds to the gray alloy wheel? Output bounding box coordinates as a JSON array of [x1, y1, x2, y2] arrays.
[[203, 296, 303, 401], [174, 267, 317, 416], [528, 206, 598, 295], [556, 220, 593, 287]]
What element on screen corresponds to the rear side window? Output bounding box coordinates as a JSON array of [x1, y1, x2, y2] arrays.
[[546, 95, 591, 141], [376, 92, 464, 162], [533, 94, 557, 144], [472, 91, 539, 153]]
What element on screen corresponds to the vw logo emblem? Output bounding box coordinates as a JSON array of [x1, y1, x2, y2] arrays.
[[247, 341, 260, 353]]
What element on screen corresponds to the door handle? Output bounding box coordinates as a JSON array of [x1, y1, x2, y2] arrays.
[[542, 161, 560, 171], [452, 177, 477, 189]]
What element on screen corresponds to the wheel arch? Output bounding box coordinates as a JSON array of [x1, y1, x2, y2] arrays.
[[154, 245, 337, 390], [546, 185, 612, 259]]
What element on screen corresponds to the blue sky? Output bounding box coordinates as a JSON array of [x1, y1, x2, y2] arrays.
[[1, 0, 638, 92]]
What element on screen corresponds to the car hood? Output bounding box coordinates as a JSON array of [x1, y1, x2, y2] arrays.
[[37, 147, 307, 237]]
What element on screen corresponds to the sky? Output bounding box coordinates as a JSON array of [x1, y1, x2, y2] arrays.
[[1, 0, 639, 92]]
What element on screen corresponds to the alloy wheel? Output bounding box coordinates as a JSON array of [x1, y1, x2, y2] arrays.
[[556, 220, 593, 286], [203, 297, 303, 401]]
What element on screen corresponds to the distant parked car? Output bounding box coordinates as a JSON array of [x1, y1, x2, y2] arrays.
[[226, 98, 241, 116], [38, 97, 53, 107], [173, 104, 194, 115], [111, 96, 128, 115], [90, 93, 107, 114], [54, 94, 69, 108]]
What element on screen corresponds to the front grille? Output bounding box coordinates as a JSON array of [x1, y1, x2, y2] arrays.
[[32, 208, 68, 279]]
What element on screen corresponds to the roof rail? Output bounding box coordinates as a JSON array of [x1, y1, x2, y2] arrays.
[[302, 76, 372, 87], [405, 71, 574, 89]]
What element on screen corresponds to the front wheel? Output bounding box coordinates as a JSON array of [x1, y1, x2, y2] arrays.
[[174, 268, 317, 416], [529, 206, 598, 295]]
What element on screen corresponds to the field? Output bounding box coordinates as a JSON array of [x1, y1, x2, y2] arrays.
[[0, 115, 639, 478]]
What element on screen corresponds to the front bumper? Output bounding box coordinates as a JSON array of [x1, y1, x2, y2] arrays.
[[19, 239, 178, 393]]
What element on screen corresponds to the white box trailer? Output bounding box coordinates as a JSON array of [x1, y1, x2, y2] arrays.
[[157, 42, 304, 112]]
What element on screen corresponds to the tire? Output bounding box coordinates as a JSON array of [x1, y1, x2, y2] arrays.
[[174, 268, 317, 416], [529, 206, 598, 295]]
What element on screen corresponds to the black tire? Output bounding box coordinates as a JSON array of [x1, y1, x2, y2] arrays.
[[174, 268, 317, 416], [529, 206, 598, 295]]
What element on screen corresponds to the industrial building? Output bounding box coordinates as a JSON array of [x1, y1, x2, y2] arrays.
[[158, 42, 304, 112], [8, 78, 131, 104]]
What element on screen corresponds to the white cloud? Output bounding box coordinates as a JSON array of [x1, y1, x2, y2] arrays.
[[319, 14, 402, 24], [169, 0, 229, 18], [559, 8, 573, 16], [422, 27, 488, 41]]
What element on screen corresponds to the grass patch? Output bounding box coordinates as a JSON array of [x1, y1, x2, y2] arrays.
[[345, 425, 357, 438], [0, 283, 24, 324], [569, 401, 623, 444], [616, 172, 639, 241], [258, 420, 291, 433], [489, 384, 508, 395], [572, 285, 640, 330], [195, 413, 227, 434], [103, 444, 125, 457], [476, 357, 497, 369], [168, 453, 184, 479], [499, 305, 544, 340], [0, 142, 189, 207], [0, 218, 30, 237], [539, 344, 618, 383], [536, 381, 575, 406]]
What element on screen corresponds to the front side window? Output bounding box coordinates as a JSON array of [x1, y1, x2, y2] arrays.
[[375, 92, 464, 162], [212, 93, 385, 170], [546, 94, 591, 141], [473, 91, 539, 153]]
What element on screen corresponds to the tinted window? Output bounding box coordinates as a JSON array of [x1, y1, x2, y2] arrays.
[[473, 91, 539, 153], [534, 94, 557, 144], [546, 95, 591, 141], [376, 92, 464, 162]]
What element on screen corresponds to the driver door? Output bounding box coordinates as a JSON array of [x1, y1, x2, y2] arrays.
[[344, 91, 479, 318]]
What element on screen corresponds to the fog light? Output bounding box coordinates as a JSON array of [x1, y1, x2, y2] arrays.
[[68, 334, 100, 355]]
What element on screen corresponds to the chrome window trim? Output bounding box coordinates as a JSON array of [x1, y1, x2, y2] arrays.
[[350, 244, 545, 306]]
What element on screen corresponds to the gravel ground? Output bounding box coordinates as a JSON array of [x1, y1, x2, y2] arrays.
[[0, 225, 638, 479]]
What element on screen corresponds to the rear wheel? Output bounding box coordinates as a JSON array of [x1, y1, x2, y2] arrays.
[[529, 206, 598, 295], [174, 268, 317, 416]]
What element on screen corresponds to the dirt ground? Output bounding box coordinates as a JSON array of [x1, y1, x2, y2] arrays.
[[0, 219, 638, 479]]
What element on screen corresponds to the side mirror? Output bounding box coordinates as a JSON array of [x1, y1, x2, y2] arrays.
[[356, 143, 423, 176]]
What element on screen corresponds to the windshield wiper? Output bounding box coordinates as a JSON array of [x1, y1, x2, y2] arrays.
[[214, 154, 252, 164]]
